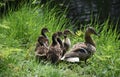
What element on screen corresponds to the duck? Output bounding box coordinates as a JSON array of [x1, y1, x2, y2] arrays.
[[62, 29, 73, 56], [61, 27, 99, 64], [56, 31, 64, 49], [35, 36, 49, 61], [46, 32, 63, 64], [35, 27, 49, 51]]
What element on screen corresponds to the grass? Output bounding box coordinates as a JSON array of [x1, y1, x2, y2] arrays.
[[0, 2, 120, 77]]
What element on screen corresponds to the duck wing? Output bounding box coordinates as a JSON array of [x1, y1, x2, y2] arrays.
[[61, 47, 89, 62], [35, 45, 49, 56], [47, 44, 62, 63], [61, 51, 80, 62], [61, 42, 96, 62], [71, 42, 96, 54]]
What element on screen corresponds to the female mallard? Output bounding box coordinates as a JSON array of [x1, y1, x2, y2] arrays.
[[35, 27, 49, 51], [61, 27, 99, 64], [46, 32, 63, 64], [62, 29, 73, 56], [35, 36, 49, 61], [56, 31, 64, 49]]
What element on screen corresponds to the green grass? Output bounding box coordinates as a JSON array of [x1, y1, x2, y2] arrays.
[[0, 2, 120, 77]]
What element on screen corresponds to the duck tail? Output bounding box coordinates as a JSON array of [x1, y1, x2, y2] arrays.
[[61, 55, 79, 62], [66, 57, 80, 62], [60, 56, 65, 60]]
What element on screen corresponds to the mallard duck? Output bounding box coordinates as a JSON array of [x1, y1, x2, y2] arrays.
[[35, 27, 49, 51], [62, 29, 73, 56], [46, 32, 63, 63], [56, 31, 64, 49], [35, 36, 49, 61], [61, 27, 99, 64]]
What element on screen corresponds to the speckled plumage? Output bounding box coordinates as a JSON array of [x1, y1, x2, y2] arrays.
[[35, 36, 49, 61], [62, 29, 73, 56], [35, 28, 49, 51], [61, 27, 99, 64], [46, 33, 63, 63]]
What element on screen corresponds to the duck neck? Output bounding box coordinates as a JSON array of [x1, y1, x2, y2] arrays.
[[38, 41, 44, 46], [57, 38, 63, 48], [64, 35, 67, 39], [52, 36, 57, 46], [85, 32, 95, 47], [41, 31, 47, 38]]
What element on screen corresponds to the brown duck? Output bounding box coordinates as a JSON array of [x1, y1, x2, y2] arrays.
[[62, 29, 73, 56], [35, 27, 49, 51], [46, 32, 63, 63], [56, 31, 64, 50], [35, 36, 49, 61], [61, 27, 99, 64]]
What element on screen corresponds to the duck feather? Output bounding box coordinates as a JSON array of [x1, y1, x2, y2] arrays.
[[61, 27, 99, 63]]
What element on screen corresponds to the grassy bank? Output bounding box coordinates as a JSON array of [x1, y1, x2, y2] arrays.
[[0, 3, 120, 77]]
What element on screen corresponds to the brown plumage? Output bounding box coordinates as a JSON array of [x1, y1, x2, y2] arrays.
[[61, 27, 99, 64], [46, 33, 63, 64], [35, 36, 49, 61], [56, 31, 64, 49], [62, 29, 73, 56], [35, 27, 49, 51]]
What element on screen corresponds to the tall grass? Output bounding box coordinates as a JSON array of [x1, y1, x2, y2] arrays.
[[0, 2, 120, 77]]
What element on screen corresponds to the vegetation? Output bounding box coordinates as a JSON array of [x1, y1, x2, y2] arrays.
[[0, 2, 120, 77]]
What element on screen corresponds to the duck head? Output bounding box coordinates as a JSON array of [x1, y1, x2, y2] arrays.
[[41, 27, 49, 33], [57, 31, 63, 37], [63, 29, 74, 38], [64, 29, 73, 35], [52, 32, 58, 39], [86, 27, 99, 36], [85, 27, 99, 47]]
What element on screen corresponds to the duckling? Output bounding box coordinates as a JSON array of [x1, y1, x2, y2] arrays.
[[61, 27, 99, 64], [46, 33, 63, 64], [62, 29, 73, 56], [35, 27, 49, 51], [56, 31, 64, 49], [35, 36, 49, 61]]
